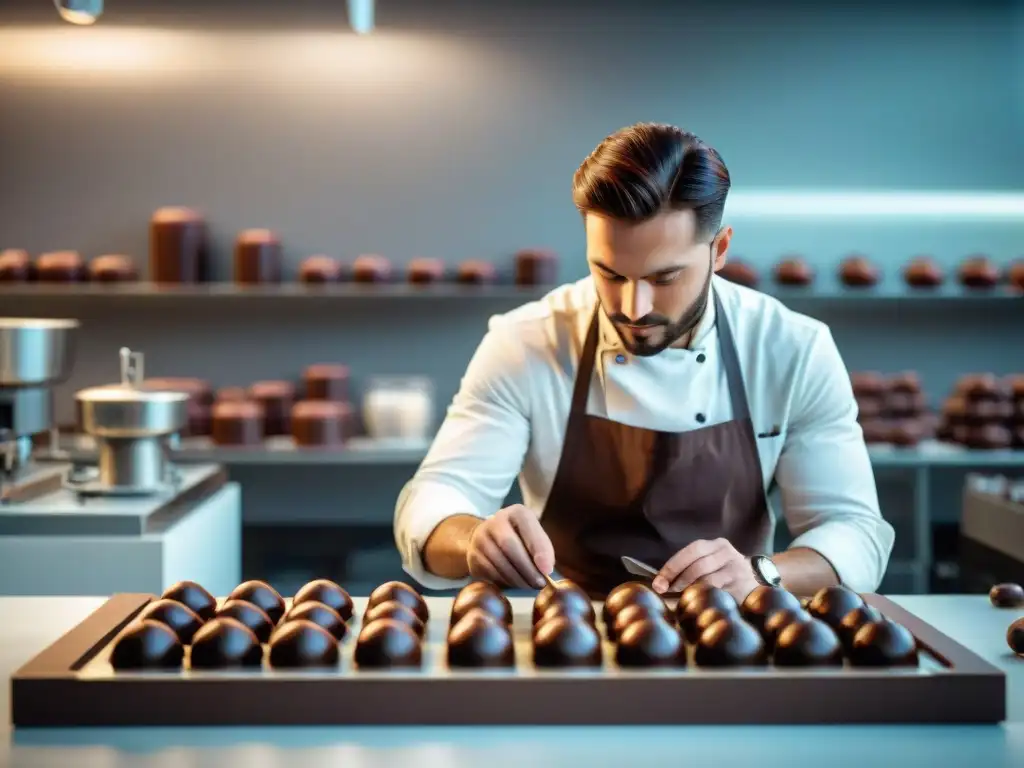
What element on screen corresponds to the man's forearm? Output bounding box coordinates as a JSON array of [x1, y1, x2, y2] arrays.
[[420, 514, 483, 580], [773, 547, 840, 597]]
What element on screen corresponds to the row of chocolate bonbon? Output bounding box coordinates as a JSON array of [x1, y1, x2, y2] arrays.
[[718, 254, 1024, 290], [0, 249, 137, 282], [851, 371, 935, 447]]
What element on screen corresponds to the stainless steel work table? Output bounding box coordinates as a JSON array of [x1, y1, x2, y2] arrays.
[[3, 595, 1023, 767]]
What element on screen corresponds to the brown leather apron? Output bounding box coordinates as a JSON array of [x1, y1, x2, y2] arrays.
[[540, 290, 772, 598]]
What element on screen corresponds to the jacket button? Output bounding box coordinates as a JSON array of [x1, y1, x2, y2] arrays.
[[696, 353, 706, 363], [696, 413, 706, 423]]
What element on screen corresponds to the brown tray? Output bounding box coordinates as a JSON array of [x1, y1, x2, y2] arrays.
[[10, 593, 1005, 726]]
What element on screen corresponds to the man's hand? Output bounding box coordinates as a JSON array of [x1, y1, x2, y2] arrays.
[[652, 538, 758, 603], [466, 505, 555, 589]]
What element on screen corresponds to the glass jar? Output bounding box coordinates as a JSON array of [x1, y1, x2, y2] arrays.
[[362, 376, 433, 441]]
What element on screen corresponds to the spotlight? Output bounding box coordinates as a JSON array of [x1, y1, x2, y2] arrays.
[[53, 0, 103, 25]]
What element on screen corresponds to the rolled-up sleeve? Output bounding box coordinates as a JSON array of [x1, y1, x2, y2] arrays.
[[394, 317, 533, 590], [775, 327, 895, 593]]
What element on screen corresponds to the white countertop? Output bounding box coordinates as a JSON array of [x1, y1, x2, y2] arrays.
[[3, 594, 1024, 768]]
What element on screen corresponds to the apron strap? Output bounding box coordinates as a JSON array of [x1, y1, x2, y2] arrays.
[[713, 288, 752, 422], [569, 308, 602, 416]]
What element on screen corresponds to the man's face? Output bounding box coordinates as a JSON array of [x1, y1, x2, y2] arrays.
[[586, 210, 732, 356]]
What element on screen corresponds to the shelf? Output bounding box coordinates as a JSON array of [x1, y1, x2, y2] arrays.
[[0, 282, 1020, 303]]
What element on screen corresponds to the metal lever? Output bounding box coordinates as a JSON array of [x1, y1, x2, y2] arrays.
[[119, 346, 145, 387]]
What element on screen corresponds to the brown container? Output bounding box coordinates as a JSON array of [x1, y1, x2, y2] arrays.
[[142, 377, 214, 407], [248, 380, 295, 436], [149, 207, 207, 283], [352, 254, 393, 283], [291, 400, 354, 447], [215, 386, 249, 403], [407, 258, 446, 285], [303, 363, 350, 402], [299, 255, 346, 284], [185, 403, 212, 438], [514, 248, 558, 285], [456, 260, 498, 285], [89, 254, 138, 282], [36, 251, 86, 282], [0, 249, 33, 281], [211, 400, 264, 446], [234, 229, 282, 284]]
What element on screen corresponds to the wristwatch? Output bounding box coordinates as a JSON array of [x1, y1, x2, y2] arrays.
[[750, 554, 782, 587]]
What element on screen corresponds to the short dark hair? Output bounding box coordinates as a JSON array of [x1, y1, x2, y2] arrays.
[[572, 122, 731, 240]]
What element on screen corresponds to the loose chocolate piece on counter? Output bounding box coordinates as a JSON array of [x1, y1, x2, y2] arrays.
[[189, 617, 264, 669], [36, 250, 86, 282], [269, 620, 340, 668], [249, 380, 295, 437], [216, 599, 276, 644], [354, 619, 422, 668], [740, 585, 802, 638], [161, 580, 217, 621], [1009, 260, 1024, 291], [773, 257, 813, 286], [456, 259, 498, 285], [234, 228, 282, 284], [407, 257, 446, 285], [533, 615, 603, 668], [681, 587, 740, 644], [451, 582, 513, 627], [281, 601, 348, 642], [0, 249, 33, 281], [849, 619, 919, 667], [839, 255, 879, 287], [447, 611, 515, 668], [615, 615, 686, 667], [367, 581, 430, 623], [694, 617, 767, 667], [303, 363, 350, 402], [150, 206, 207, 283], [210, 399, 264, 446], [291, 400, 353, 447], [89, 254, 138, 282], [716, 260, 759, 288], [293, 578, 354, 622], [352, 254, 393, 283], [958, 255, 1000, 288], [902, 255, 944, 287], [763, 608, 812, 652], [807, 586, 865, 630], [533, 579, 595, 625], [299, 254, 346, 283], [227, 580, 286, 625], [773, 617, 844, 667], [515, 248, 558, 285], [364, 599, 426, 638], [142, 377, 214, 407], [137, 598, 204, 645], [109, 620, 184, 670], [838, 604, 883, 651], [989, 583, 1024, 608], [1008, 618, 1024, 656], [603, 581, 668, 627]]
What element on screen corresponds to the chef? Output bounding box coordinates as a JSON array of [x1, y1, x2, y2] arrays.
[[393, 122, 894, 602]]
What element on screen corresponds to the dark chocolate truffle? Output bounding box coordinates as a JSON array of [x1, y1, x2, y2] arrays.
[[367, 581, 429, 623], [808, 586, 865, 630], [615, 616, 686, 668], [36, 250, 86, 281], [352, 254, 393, 283], [533, 615, 602, 668], [89, 254, 137, 282], [958, 255, 999, 288], [447, 611, 515, 668], [354, 618, 422, 668], [989, 583, 1024, 608], [740, 586, 803, 637], [110, 620, 184, 670], [227, 580, 286, 625], [611, 602, 668, 642], [451, 582, 513, 627], [717, 260, 760, 288], [299, 254, 345, 283], [694, 617, 767, 667], [689, 607, 734, 647], [602, 582, 669, 627], [268, 619, 340, 668], [161, 580, 217, 622], [774, 618, 844, 667], [533, 580, 595, 625], [837, 604, 883, 651], [216, 599, 275, 644], [839, 255, 880, 287], [282, 601, 348, 641], [1009, 260, 1024, 292], [680, 587, 740, 644], [138, 598, 203, 645], [679, 581, 712, 609], [0, 248, 33, 281], [407, 257, 446, 284], [292, 578, 354, 621], [903, 256, 944, 288], [763, 607, 812, 652], [774, 257, 814, 286], [189, 617, 264, 669], [1007, 618, 1024, 656], [456, 259, 498, 285], [849, 620, 919, 667], [364, 599, 427, 639]]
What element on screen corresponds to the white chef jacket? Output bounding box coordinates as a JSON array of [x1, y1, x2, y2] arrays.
[[393, 275, 894, 592]]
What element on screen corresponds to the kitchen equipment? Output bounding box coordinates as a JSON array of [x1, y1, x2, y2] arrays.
[[73, 347, 189, 494], [621, 555, 660, 580], [362, 375, 433, 442], [0, 317, 79, 501]]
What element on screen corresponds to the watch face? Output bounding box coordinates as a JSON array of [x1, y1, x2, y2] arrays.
[[756, 556, 781, 585]]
